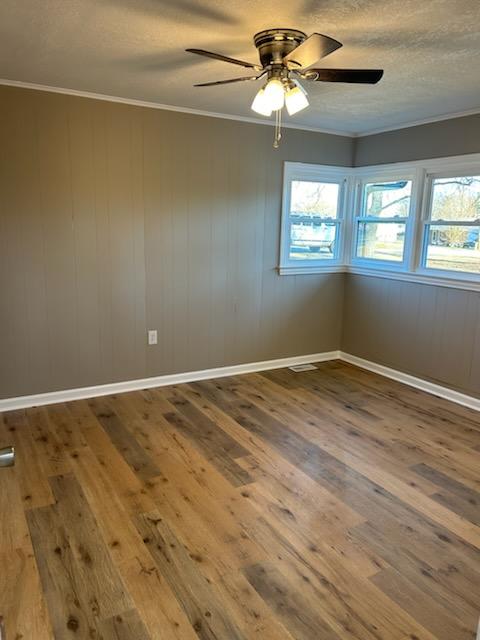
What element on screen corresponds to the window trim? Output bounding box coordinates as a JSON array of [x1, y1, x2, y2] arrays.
[[350, 170, 417, 270], [279, 162, 350, 273], [278, 154, 480, 290], [418, 169, 480, 277]]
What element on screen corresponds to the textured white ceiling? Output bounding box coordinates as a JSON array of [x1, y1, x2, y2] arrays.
[[1, 0, 480, 134]]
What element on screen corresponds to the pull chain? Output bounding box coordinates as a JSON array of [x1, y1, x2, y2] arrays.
[[273, 108, 282, 149]]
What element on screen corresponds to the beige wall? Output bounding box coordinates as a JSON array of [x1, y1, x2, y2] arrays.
[[0, 85, 352, 399], [345, 115, 480, 399], [342, 275, 480, 398], [354, 113, 480, 166], [3, 84, 478, 401]]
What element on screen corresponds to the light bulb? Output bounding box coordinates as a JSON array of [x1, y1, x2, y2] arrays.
[[285, 83, 309, 116], [251, 88, 273, 116], [263, 79, 285, 111]]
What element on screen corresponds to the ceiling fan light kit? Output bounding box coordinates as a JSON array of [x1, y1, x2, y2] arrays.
[[186, 28, 384, 147]]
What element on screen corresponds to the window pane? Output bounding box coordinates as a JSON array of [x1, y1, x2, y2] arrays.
[[431, 176, 480, 221], [363, 180, 412, 218], [289, 221, 337, 260], [425, 224, 480, 273], [356, 221, 406, 261], [290, 180, 339, 219]]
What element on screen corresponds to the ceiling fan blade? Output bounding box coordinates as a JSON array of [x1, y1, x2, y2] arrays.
[[186, 48, 261, 70], [194, 76, 259, 87], [306, 68, 384, 84], [283, 33, 342, 68]]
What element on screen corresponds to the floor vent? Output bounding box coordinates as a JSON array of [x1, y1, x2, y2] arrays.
[[288, 363, 318, 372]]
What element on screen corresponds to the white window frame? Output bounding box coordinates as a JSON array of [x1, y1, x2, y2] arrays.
[[350, 169, 418, 271], [278, 154, 480, 291], [416, 167, 480, 283], [278, 162, 350, 275]]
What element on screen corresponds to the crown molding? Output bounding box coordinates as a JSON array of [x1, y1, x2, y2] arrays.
[[2, 77, 479, 144], [356, 107, 480, 137], [0, 78, 354, 138]]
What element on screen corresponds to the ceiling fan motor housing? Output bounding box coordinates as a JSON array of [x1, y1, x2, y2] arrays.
[[253, 29, 307, 68]]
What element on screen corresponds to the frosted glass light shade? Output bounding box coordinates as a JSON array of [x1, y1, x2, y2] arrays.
[[251, 88, 273, 116], [285, 84, 309, 115], [263, 79, 285, 111]]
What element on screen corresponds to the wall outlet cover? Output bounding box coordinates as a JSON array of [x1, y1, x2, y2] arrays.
[[147, 330, 158, 345]]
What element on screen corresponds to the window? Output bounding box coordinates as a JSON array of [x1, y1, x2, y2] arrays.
[[422, 175, 480, 275], [289, 181, 339, 260], [279, 155, 480, 289], [280, 163, 347, 273], [353, 178, 413, 266]]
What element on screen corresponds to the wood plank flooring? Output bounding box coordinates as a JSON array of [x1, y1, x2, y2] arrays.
[[1, 360, 479, 639]]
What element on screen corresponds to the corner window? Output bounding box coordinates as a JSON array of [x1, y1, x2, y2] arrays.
[[422, 175, 480, 275], [280, 163, 347, 273], [353, 178, 413, 266], [279, 156, 480, 289]]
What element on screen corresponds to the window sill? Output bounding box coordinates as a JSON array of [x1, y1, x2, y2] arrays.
[[347, 265, 480, 292], [278, 263, 480, 291], [278, 265, 345, 276]]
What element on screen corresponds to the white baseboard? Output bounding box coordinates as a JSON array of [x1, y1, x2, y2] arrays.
[[339, 352, 480, 412], [1, 349, 478, 413], [0, 351, 340, 411]]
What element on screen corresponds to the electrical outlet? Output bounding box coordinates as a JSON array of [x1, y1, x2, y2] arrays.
[[147, 330, 158, 345]]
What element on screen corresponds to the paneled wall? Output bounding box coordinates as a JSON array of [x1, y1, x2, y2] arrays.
[[342, 275, 480, 397], [345, 114, 480, 399], [0, 85, 352, 399], [3, 84, 478, 401], [354, 113, 480, 166]]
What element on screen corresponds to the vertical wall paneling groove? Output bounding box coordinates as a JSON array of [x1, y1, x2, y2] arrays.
[[0, 90, 31, 395], [38, 93, 78, 392], [131, 103, 148, 382], [69, 96, 102, 388]]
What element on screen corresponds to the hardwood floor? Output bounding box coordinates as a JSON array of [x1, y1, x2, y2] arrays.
[[1, 360, 479, 639]]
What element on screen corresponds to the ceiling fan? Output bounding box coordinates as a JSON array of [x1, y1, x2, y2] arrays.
[[186, 29, 383, 147]]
